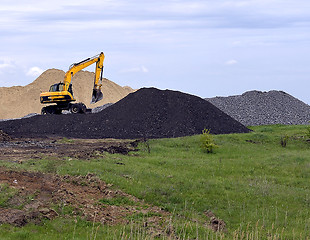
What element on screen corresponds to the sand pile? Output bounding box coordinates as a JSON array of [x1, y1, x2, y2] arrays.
[[206, 90, 310, 126], [0, 69, 134, 119], [0, 88, 250, 139]]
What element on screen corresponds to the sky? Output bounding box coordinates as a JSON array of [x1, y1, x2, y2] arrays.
[[0, 0, 310, 104]]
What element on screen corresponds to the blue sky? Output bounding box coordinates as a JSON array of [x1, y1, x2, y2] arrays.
[[0, 0, 310, 104]]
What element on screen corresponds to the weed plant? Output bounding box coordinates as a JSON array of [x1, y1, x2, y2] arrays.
[[200, 128, 218, 153]]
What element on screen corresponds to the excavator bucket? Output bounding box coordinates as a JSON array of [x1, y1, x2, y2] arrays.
[[91, 88, 103, 104]]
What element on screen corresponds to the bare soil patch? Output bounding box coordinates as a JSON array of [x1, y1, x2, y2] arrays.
[[205, 211, 226, 232], [0, 137, 139, 162], [0, 167, 167, 230]]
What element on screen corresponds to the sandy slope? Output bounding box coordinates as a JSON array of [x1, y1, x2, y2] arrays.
[[0, 69, 134, 119]]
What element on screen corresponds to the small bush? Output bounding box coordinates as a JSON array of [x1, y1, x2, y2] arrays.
[[280, 135, 289, 147], [141, 137, 151, 153], [200, 129, 218, 153]]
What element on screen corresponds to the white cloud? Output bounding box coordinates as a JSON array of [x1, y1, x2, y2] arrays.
[[232, 41, 242, 46], [0, 59, 13, 68], [141, 66, 149, 73], [225, 59, 238, 65], [2, 0, 310, 35], [26, 67, 44, 77], [0, 0, 310, 104], [0, 62, 12, 70], [121, 66, 149, 73]]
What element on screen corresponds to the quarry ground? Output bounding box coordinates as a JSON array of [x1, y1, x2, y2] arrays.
[[0, 137, 140, 163], [0, 125, 309, 239], [0, 167, 171, 238], [0, 135, 227, 239], [0, 137, 173, 238]]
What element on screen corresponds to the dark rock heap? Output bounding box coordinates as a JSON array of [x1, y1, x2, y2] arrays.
[[0, 88, 250, 139]]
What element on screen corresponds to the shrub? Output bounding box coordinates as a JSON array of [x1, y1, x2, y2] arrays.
[[280, 135, 289, 147], [200, 129, 218, 153]]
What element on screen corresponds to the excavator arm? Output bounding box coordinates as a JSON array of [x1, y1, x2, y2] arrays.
[[63, 52, 105, 103]]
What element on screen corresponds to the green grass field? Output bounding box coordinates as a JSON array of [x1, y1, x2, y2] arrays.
[[0, 124, 309, 239]]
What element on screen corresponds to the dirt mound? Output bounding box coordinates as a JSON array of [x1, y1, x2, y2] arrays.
[[0, 88, 249, 139], [206, 90, 310, 126], [205, 211, 226, 232], [0, 167, 167, 227], [0, 69, 134, 119], [0, 130, 11, 141]]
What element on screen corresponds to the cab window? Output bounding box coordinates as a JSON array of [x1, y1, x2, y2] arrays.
[[49, 83, 64, 92]]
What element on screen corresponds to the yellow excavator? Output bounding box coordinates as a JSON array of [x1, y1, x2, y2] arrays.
[[40, 52, 105, 114]]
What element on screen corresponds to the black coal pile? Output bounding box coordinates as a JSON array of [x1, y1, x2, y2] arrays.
[[207, 90, 310, 126], [0, 88, 250, 139]]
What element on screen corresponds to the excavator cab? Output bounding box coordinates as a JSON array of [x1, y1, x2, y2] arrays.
[[48, 83, 74, 96], [49, 83, 63, 92]]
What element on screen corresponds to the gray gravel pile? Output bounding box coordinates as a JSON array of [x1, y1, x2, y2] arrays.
[[0, 113, 40, 122], [91, 103, 113, 113], [206, 90, 310, 126]]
